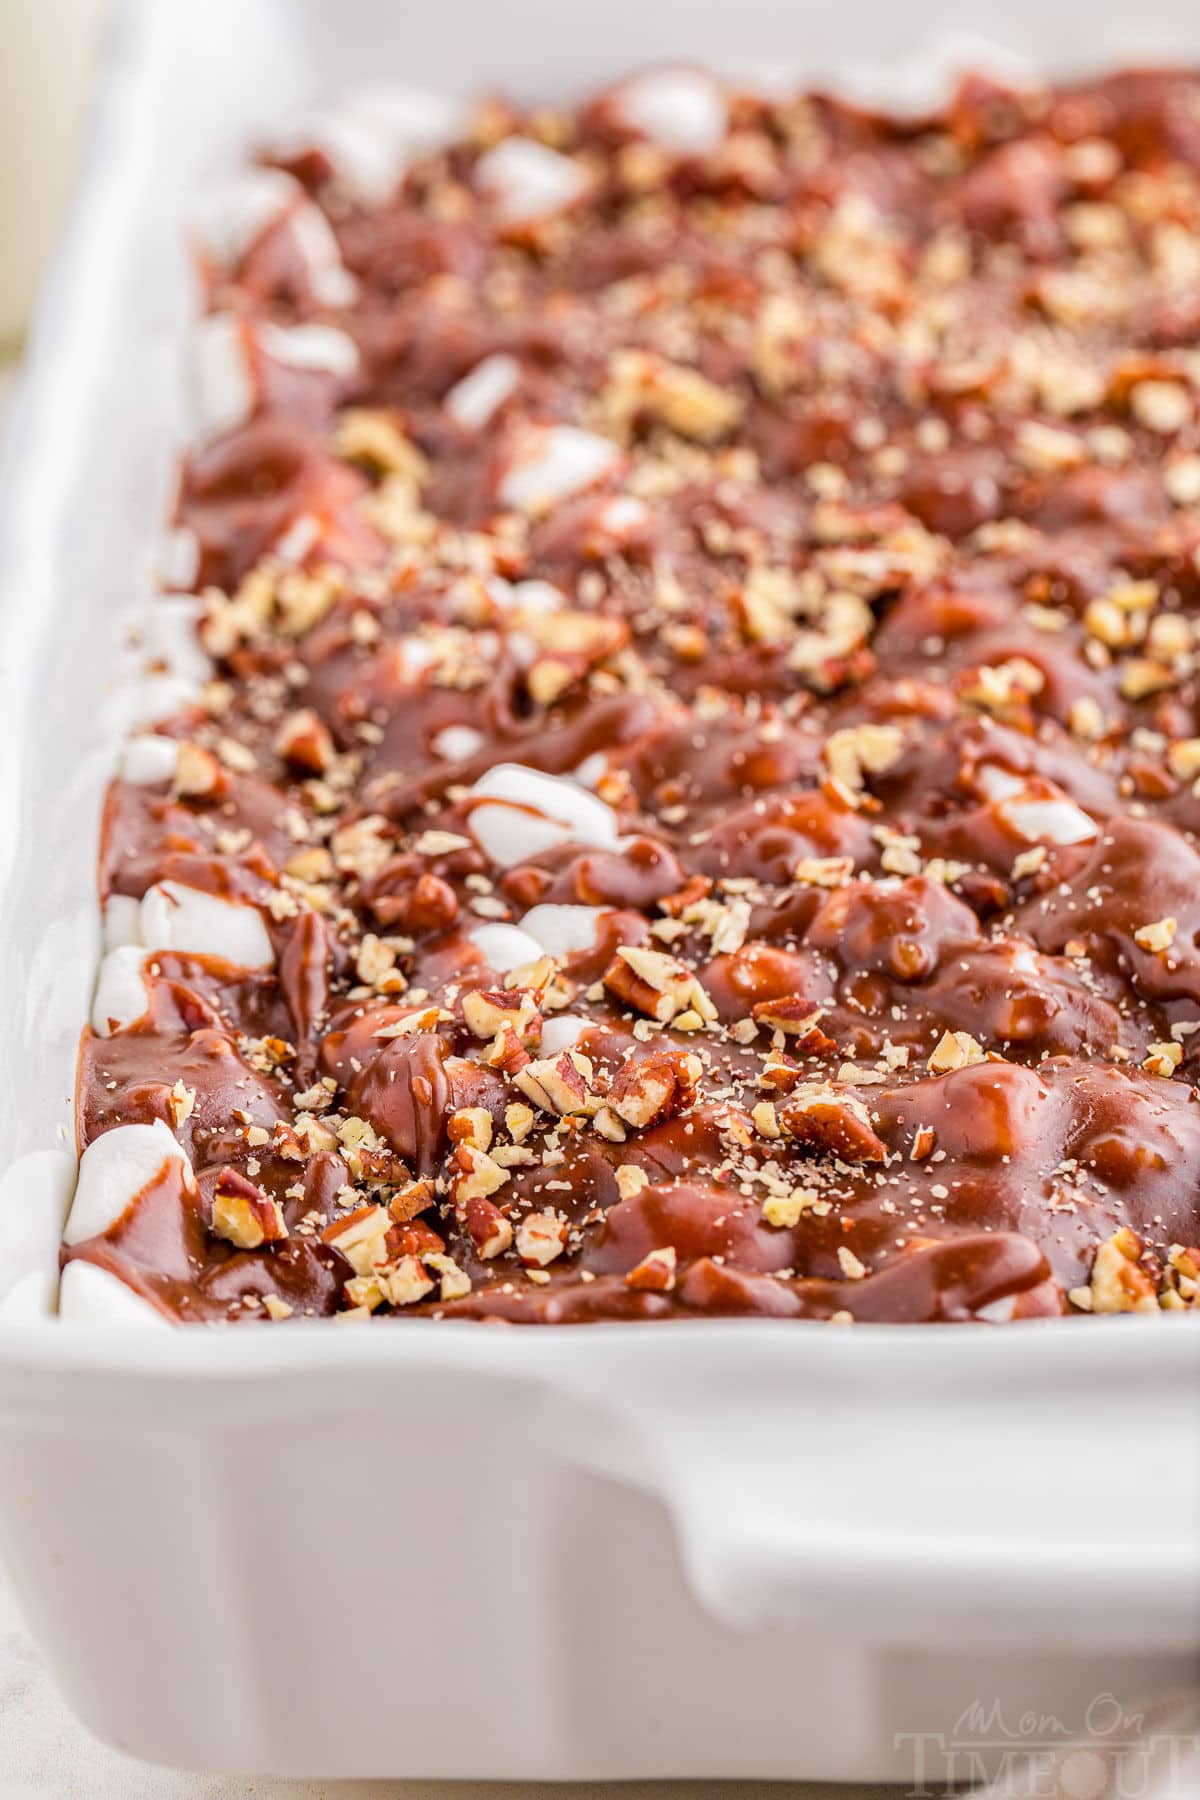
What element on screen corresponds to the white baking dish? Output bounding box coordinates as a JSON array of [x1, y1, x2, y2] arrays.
[[0, 0, 1196, 1780]]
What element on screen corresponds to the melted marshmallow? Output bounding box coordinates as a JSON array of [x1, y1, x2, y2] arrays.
[[467, 765, 620, 869], [476, 137, 589, 223], [613, 67, 728, 155], [120, 735, 179, 786], [467, 922, 545, 974], [1001, 797, 1099, 846], [445, 354, 521, 430], [139, 881, 275, 968], [188, 313, 255, 441], [498, 425, 620, 513], [91, 947, 152, 1036], [519, 903, 605, 959], [58, 1261, 172, 1327], [64, 1121, 196, 1247]]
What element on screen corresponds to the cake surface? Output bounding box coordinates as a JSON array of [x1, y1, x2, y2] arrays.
[[64, 64, 1200, 1322]]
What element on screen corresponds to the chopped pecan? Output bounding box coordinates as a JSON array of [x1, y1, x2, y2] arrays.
[[515, 1209, 568, 1267], [608, 1048, 702, 1129], [603, 945, 717, 1028], [461, 987, 542, 1043], [210, 1168, 288, 1249], [624, 1245, 677, 1291], [322, 1203, 391, 1276], [514, 1048, 597, 1115], [1070, 1227, 1159, 1314], [780, 1085, 887, 1163], [460, 1195, 514, 1259], [276, 708, 335, 774]]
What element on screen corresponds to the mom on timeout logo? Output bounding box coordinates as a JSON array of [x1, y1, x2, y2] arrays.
[[895, 1693, 1200, 1797]]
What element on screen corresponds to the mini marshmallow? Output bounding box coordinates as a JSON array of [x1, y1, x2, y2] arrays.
[[190, 170, 357, 310], [273, 512, 322, 565], [519, 903, 605, 959], [139, 881, 275, 969], [65, 1121, 196, 1247], [139, 594, 212, 686], [91, 947, 152, 1036], [540, 1014, 588, 1053], [467, 764, 620, 869], [445, 354, 521, 431], [613, 67, 728, 155], [477, 137, 589, 224], [499, 425, 620, 514], [275, 85, 467, 204], [598, 494, 650, 539], [573, 752, 607, 789], [157, 525, 201, 592], [102, 895, 142, 952], [120, 734, 179, 786], [431, 724, 485, 762], [58, 1260, 172, 1328], [190, 167, 300, 267], [976, 764, 1025, 802], [188, 313, 255, 441], [285, 202, 359, 307], [1000, 796, 1098, 846], [508, 579, 568, 616], [128, 672, 204, 730], [257, 320, 359, 377], [467, 921, 545, 973]]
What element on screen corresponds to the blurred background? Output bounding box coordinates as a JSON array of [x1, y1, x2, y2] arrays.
[[0, 0, 106, 359]]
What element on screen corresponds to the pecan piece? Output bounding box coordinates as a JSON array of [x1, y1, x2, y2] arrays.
[[514, 1048, 597, 1115], [608, 1048, 702, 1130], [210, 1168, 288, 1249], [603, 945, 717, 1028], [624, 1245, 677, 1292], [780, 1085, 887, 1163]]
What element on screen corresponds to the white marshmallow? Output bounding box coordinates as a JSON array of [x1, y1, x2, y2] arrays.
[[128, 672, 204, 729], [467, 764, 620, 869], [188, 313, 256, 441], [974, 1294, 1019, 1324], [58, 1260, 172, 1328], [613, 67, 728, 155], [157, 525, 201, 592], [976, 764, 1025, 802], [190, 168, 300, 266], [120, 734, 179, 786], [139, 594, 212, 686], [499, 425, 620, 514], [139, 881, 275, 968], [65, 1121, 196, 1247], [573, 752, 607, 789], [286, 202, 359, 307], [467, 921, 545, 973], [598, 494, 650, 539], [508, 578, 568, 616], [257, 320, 359, 377], [431, 724, 485, 762], [519, 903, 605, 959], [275, 85, 467, 204], [540, 1015, 588, 1053], [273, 512, 322, 565], [445, 353, 521, 431], [1000, 797, 1098, 847], [102, 895, 143, 952], [91, 947, 152, 1036], [192, 169, 357, 306], [477, 137, 589, 224]]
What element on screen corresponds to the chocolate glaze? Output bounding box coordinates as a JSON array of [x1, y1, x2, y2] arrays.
[[66, 64, 1200, 1323]]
